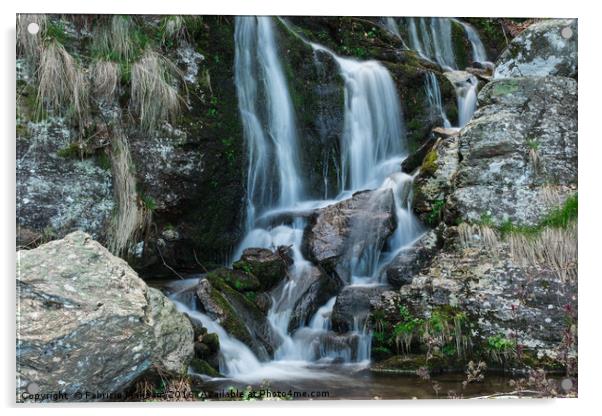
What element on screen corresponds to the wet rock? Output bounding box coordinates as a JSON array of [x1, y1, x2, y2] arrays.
[[385, 230, 440, 288], [254, 292, 272, 314], [331, 285, 389, 333], [195, 277, 280, 360], [16, 231, 194, 401], [205, 267, 261, 292], [450, 76, 577, 226], [400, 136, 437, 174], [189, 358, 220, 377], [288, 266, 344, 333], [302, 189, 396, 281], [494, 19, 577, 79], [232, 247, 292, 290]]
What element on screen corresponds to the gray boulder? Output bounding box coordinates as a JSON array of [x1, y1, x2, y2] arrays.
[[16, 231, 193, 402], [331, 285, 390, 333], [302, 189, 396, 282], [494, 19, 577, 79], [287, 266, 344, 333], [385, 230, 440, 288]]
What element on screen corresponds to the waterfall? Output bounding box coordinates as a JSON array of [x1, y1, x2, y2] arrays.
[[407, 17, 456, 70], [405, 17, 487, 128], [425, 71, 452, 129], [185, 16, 425, 380], [453, 19, 488, 64], [335, 57, 405, 191], [234, 16, 304, 231]]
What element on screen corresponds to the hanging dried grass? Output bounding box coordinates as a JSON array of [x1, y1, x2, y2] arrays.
[[130, 49, 186, 132]]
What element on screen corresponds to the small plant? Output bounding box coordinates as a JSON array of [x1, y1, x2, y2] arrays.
[[486, 334, 516, 363]]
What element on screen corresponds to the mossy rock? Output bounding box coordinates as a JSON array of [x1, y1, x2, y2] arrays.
[[232, 248, 290, 291], [190, 358, 220, 377], [201, 332, 220, 353], [420, 148, 439, 176], [205, 267, 261, 292]]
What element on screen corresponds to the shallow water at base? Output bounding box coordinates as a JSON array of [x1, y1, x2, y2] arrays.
[[195, 365, 520, 400]]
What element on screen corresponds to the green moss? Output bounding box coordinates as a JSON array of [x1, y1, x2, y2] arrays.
[[420, 148, 439, 176], [426, 199, 445, 227], [498, 193, 578, 236], [205, 267, 261, 292], [56, 142, 82, 159], [450, 19, 470, 68], [190, 358, 220, 377]]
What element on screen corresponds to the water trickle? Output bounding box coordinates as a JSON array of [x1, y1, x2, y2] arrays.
[[425, 71, 452, 129]]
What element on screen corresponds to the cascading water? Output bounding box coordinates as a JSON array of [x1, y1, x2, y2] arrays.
[[404, 17, 487, 128], [234, 16, 304, 232], [176, 16, 426, 381], [425, 71, 452, 129]]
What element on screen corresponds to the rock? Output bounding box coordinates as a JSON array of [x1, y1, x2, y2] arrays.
[[385, 230, 440, 288], [189, 358, 220, 377], [302, 189, 396, 282], [232, 247, 292, 291], [400, 233, 577, 368], [287, 266, 344, 333], [201, 332, 220, 353], [494, 19, 577, 79], [254, 292, 272, 314], [413, 135, 460, 226], [195, 277, 280, 360], [16, 231, 194, 401], [16, 117, 114, 244], [401, 136, 437, 174], [331, 285, 389, 333], [450, 76, 577, 226], [431, 127, 460, 138], [205, 267, 261, 292]]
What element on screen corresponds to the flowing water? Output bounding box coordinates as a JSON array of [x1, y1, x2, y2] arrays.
[[404, 17, 488, 127], [168, 16, 488, 386]]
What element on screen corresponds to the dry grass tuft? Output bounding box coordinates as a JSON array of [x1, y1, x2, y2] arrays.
[[161, 16, 188, 44], [17, 14, 47, 63], [36, 41, 88, 125], [458, 222, 499, 252], [90, 60, 121, 101], [509, 222, 577, 282], [131, 49, 186, 132], [108, 133, 150, 256]]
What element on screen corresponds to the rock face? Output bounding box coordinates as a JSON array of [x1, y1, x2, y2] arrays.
[[412, 135, 460, 226], [302, 189, 396, 281], [494, 19, 577, 79], [449, 76, 577, 226], [16, 117, 114, 246], [287, 266, 344, 333], [16, 232, 193, 401]]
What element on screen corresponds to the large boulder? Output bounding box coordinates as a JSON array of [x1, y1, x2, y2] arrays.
[[302, 189, 396, 282], [494, 19, 577, 79], [16, 231, 193, 402], [449, 76, 577, 226]]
